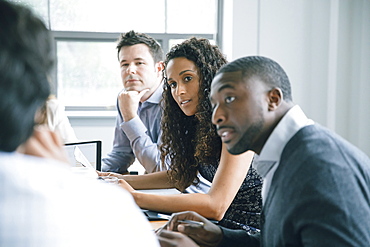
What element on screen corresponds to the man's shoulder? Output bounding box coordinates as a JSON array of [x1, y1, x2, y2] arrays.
[[0, 152, 128, 199], [288, 124, 366, 157], [0, 152, 141, 222], [0, 153, 159, 246], [0, 152, 67, 176], [280, 124, 370, 173]]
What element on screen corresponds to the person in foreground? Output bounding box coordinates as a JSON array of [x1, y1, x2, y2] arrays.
[[157, 56, 370, 246], [0, 1, 158, 246], [102, 38, 262, 231]]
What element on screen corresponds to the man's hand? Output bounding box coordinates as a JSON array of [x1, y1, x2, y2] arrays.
[[159, 211, 223, 247], [158, 230, 199, 247], [118, 89, 149, 122], [17, 126, 69, 164]]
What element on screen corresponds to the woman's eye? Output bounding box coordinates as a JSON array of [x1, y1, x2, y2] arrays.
[[184, 76, 192, 82], [225, 96, 235, 104], [169, 82, 177, 88]]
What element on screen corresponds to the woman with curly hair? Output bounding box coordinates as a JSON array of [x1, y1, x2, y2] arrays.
[[108, 37, 262, 231]]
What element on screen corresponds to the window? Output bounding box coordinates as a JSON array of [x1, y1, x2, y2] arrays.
[[11, 0, 221, 110]]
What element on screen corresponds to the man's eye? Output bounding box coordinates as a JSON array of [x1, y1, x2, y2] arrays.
[[121, 63, 128, 67], [136, 62, 144, 65], [225, 96, 235, 104]]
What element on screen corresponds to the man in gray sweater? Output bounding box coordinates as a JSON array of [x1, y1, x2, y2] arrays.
[[157, 56, 370, 247]]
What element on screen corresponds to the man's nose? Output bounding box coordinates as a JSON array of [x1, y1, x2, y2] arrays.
[[212, 104, 226, 125], [126, 64, 137, 74]]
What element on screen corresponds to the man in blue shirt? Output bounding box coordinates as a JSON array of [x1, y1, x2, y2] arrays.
[[102, 31, 164, 174]]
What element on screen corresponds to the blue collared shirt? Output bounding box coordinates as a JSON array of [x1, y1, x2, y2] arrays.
[[102, 86, 164, 173]]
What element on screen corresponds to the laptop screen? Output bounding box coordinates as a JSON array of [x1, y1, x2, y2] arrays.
[[64, 140, 102, 171]]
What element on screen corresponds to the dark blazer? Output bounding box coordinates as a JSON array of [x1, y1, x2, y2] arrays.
[[219, 124, 370, 247]]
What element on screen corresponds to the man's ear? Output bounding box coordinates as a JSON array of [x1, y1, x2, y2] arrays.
[[156, 61, 164, 73], [268, 87, 283, 111]]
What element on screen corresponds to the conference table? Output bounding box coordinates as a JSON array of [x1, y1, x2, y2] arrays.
[[138, 188, 180, 230]]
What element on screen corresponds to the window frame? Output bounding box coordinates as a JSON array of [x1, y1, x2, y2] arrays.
[[49, 0, 224, 112]]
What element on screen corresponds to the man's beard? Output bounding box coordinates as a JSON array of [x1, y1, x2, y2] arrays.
[[228, 119, 264, 155]]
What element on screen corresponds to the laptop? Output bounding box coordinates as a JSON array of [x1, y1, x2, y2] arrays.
[[64, 140, 102, 171], [142, 210, 171, 221]]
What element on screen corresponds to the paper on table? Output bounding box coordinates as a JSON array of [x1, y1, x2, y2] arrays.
[[136, 188, 181, 195], [74, 146, 94, 169]]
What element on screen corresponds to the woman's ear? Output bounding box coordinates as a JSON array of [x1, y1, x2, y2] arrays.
[[268, 87, 283, 111]]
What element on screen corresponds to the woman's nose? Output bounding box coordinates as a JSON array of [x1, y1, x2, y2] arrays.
[[175, 83, 186, 95]]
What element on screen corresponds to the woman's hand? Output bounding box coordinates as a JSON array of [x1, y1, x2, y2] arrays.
[[97, 171, 125, 179], [118, 178, 135, 192]]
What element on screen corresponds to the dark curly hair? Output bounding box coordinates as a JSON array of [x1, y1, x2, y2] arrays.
[[160, 37, 227, 191]]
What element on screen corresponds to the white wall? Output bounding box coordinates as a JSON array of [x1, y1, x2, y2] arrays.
[[223, 0, 370, 156], [70, 0, 370, 158], [69, 116, 116, 158]]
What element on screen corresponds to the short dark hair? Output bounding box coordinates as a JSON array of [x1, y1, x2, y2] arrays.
[[0, 1, 52, 151], [116, 30, 163, 63], [217, 56, 293, 101]]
